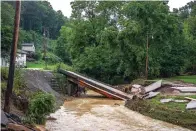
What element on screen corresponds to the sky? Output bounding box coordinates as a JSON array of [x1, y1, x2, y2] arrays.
[[48, 0, 193, 18]]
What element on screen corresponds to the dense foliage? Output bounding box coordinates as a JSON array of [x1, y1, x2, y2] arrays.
[[1, 1, 66, 59], [1, 67, 26, 95], [55, 1, 196, 84], [26, 92, 55, 124], [1, 1, 196, 84]]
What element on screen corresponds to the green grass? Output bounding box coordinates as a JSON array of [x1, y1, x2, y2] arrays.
[[151, 75, 196, 84], [170, 75, 196, 84], [27, 61, 45, 68], [125, 95, 196, 130], [149, 95, 196, 111], [26, 61, 74, 71]]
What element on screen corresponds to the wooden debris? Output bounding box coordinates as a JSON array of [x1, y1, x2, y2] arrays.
[[186, 100, 196, 110], [184, 97, 196, 101], [144, 92, 160, 99], [1, 110, 9, 126], [160, 99, 173, 103], [46, 116, 57, 121], [173, 100, 189, 103], [35, 125, 47, 131], [7, 123, 33, 131], [132, 84, 142, 88], [143, 80, 162, 94], [160, 98, 189, 103], [171, 87, 196, 93]]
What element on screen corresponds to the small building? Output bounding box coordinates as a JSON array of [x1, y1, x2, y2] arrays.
[[21, 43, 35, 53], [0, 50, 27, 68], [15, 50, 27, 67]]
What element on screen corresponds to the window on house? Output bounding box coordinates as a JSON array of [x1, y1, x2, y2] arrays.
[[21, 54, 24, 57]]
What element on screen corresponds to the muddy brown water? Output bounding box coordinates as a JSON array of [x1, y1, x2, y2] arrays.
[[46, 91, 191, 131]]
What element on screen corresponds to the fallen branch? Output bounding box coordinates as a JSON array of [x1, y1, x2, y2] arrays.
[[184, 97, 196, 101]]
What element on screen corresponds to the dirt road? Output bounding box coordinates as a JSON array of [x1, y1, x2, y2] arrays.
[[46, 91, 191, 131]]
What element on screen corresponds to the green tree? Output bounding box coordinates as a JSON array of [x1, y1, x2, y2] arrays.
[[1, 2, 15, 57], [61, 1, 189, 83]]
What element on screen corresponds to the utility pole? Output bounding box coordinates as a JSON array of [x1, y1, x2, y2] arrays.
[[43, 27, 48, 69], [145, 32, 149, 80], [4, 1, 21, 113], [43, 27, 46, 59]]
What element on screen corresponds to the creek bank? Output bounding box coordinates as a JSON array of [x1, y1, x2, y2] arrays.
[[1, 69, 71, 130], [125, 96, 196, 130], [113, 79, 196, 130], [46, 91, 190, 131]]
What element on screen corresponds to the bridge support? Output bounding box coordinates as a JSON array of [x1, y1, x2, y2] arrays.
[[67, 80, 78, 96]]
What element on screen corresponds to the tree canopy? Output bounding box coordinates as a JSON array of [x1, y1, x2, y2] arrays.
[[1, 1, 196, 84], [56, 1, 196, 84], [1, 1, 66, 58]]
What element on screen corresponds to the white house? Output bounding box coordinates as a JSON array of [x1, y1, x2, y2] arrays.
[[21, 43, 35, 53], [1, 57, 9, 67], [15, 50, 27, 67]]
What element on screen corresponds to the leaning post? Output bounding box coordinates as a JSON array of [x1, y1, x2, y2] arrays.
[[4, 0, 21, 113]]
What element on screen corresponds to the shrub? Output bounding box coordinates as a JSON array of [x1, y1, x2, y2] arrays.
[[1, 82, 7, 93], [1, 68, 26, 95], [1, 82, 7, 89], [26, 92, 55, 124], [34, 50, 42, 61], [1, 67, 9, 80], [13, 69, 26, 95], [59, 63, 74, 71], [44, 52, 60, 64]]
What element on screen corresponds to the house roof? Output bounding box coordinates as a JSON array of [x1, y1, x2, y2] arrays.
[[22, 43, 34, 46], [17, 49, 27, 54]]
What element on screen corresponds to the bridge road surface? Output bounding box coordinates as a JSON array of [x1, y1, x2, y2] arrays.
[[59, 69, 133, 100]]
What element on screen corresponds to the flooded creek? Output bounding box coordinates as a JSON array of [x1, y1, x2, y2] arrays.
[[46, 91, 191, 131]]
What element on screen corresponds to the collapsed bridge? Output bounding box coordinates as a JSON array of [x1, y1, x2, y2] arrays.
[[58, 69, 133, 100]]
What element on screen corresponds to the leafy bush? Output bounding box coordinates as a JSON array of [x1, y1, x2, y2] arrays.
[[57, 63, 74, 71], [1, 67, 9, 80], [13, 69, 26, 95], [1, 68, 26, 95], [43, 63, 74, 72], [1, 82, 7, 93], [34, 50, 42, 61], [26, 92, 55, 124]]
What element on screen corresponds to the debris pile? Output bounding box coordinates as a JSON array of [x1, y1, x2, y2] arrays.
[[186, 100, 196, 109], [114, 79, 196, 110], [1, 110, 46, 131], [160, 98, 189, 103]]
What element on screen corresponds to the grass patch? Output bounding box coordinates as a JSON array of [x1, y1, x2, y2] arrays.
[[125, 95, 196, 130], [151, 75, 196, 84], [170, 75, 196, 84], [149, 95, 196, 111], [26, 61, 45, 69], [26, 61, 74, 71]]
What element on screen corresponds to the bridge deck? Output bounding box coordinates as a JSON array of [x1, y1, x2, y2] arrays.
[[59, 69, 133, 100]]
